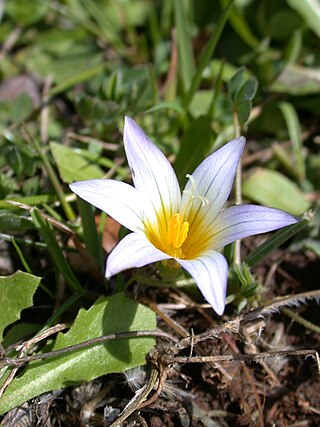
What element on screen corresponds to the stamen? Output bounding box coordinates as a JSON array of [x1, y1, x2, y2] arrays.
[[195, 195, 209, 207], [186, 174, 196, 193], [167, 213, 189, 249], [182, 174, 209, 211]]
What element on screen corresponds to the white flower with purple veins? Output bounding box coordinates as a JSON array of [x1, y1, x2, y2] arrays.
[[70, 117, 298, 315]]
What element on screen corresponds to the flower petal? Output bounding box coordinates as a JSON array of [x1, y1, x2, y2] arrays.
[[106, 233, 171, 279], [70, 179, 146, 232], [124, 117, 181, 223], [181, 136, 245, 221], [209, 204, 298, 250], [178, 250, 228, 315]]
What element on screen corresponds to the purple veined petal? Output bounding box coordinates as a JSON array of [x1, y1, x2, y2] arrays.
[[181, 137, 245, 225], [209, 204, 298, 250], [106, 232, 171, 279], [70, 179, 146, 233], [123, 117, 181, 223], [178, 250, 228, 315]]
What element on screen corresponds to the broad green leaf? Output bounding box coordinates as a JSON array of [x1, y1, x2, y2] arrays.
[[0, 271, 41, 342], [175, 115, 212, 185], [0, 293, 156, 414], [50, 142, 104, 184], [268, 10, 302, 40], [243, 168, 310, 216], [189, 91, 213, 118]]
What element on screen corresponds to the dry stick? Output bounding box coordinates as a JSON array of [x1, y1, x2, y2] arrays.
[[166, 349, 320, 371], [0, 330, 177, 370], [0, 27, 22, 61], [66, 132, 119, 151], [165, 289, 320, 358], [282, 307, 320, 334], [109, 368, 159, 427], [243, 289, 320, 323], [0, 323, 68, 398], [145, 300, 235, 381], [81, 380, 118, 425], [136, 358, 168, 411], [243, 323, 281, 387], [40, 75, 53, 145], [224, 334, 264, 427]]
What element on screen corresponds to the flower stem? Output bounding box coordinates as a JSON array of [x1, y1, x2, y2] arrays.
[[233, 110, 242, 265]]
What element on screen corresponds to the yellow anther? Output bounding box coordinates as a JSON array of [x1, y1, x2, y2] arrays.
[[167, 213, 189, 249]]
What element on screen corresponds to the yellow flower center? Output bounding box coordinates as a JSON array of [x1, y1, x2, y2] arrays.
[[144, 175, 211, 260]]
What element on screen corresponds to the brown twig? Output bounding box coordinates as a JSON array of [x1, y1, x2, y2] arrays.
[[0, 323, 68, 398], [0, 330, 177, 370], [166, 349, 320, 370]]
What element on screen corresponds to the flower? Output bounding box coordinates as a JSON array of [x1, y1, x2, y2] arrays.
[[70, 117, 298, 315]]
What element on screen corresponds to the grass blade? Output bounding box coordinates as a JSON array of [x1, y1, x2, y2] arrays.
[[31, 208, 82, 294], [174, 0, 195, 92], [279, 102, 306, 182], [184, 0, 233, 108], [76, 197, 103, 271]]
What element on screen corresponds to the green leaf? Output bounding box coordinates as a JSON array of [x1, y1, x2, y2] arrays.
[[0, 293, 156, 415], [243, 168, 310, 216], [2, 323, 39, 349], [228, 67, 246, 101], [0, 271, 41, 343], [50, 142, 104, 184], [235, 78, 258, 103], [0, 210, 34, 232], [246, 212, 312, 267], [228, 71, 258, 125], [9, 94, 34, 123], [235, 99, 251, 125], [220, 0, 260, 49], [5, 0, 50, 25], [189, 91, 213, 118], [286, 0, 320, 39], [174, 115, 212, 185]]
